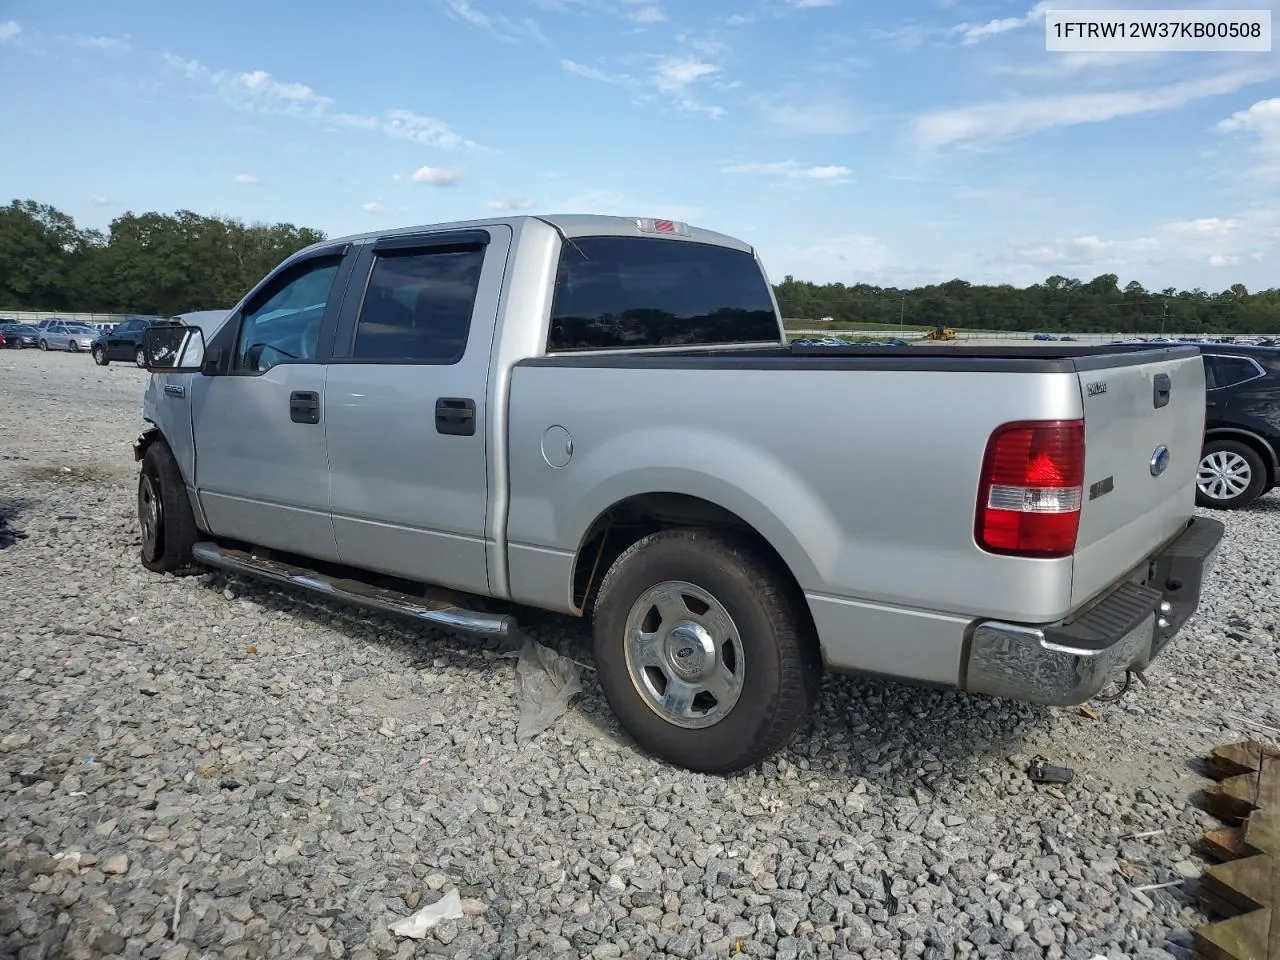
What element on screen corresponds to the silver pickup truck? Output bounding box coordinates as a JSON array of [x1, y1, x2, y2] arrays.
[[134, 214, 1224, 774]]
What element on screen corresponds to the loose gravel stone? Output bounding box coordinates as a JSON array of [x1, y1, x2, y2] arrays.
[[2, 347, 1279, 959]]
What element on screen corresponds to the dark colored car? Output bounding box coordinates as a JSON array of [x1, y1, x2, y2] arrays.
[[92, 316, 180, 367], [0, 322, 40, 348], [1197, 345, 1280, 510]]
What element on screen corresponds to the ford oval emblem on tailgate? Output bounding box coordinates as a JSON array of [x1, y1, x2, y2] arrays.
[[1150, 445, 1170, 477]]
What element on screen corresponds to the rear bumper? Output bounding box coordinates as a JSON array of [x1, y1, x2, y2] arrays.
[[963, 516, 1225, 706]]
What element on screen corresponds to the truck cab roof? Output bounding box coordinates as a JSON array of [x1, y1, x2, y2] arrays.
[[296, 214, 755, 259]]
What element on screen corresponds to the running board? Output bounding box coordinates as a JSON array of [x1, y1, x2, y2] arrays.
[[190, 542, 517, 639]]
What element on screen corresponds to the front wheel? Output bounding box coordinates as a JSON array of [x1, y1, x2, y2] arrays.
[[68, 340, 80, 352], [139, 440, 200, 573], [38, 340, 48, 351], [92, 345, 109, 365], [1196, 439, 1267, 510], [592, 528, 821, 774], [135, 346, 147, 368]]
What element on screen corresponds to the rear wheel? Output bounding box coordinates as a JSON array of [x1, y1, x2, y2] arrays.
[[38, 340, 48, 351], [69, 340, 80, 352], [1196, 439, 1267, 510], [92, 345, 108, 365], [592, 528, 821, 774], [139, 440, 200, 574], [135, 346, 147, 368]]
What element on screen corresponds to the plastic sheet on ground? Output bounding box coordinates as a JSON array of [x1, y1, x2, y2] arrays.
[[389, 889, 464, 939], [514, 638, 583, 743]]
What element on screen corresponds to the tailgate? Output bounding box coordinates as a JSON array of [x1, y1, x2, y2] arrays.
[[1070, 348, 1205, 609]]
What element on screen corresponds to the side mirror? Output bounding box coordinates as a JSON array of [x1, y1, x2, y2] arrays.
[[143, 324, 207, 373]]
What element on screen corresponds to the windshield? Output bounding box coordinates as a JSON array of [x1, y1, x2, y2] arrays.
[[66, 324, 97, 334]]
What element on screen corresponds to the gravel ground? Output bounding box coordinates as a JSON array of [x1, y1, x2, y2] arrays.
[[2, 347, 1278, 960]]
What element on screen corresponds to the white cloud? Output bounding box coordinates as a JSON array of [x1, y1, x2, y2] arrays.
[[726, 13, 754, 25], [411, 165, 465, 186], [381, 109, 478, 150], [1011, 209, 1280, 281], [625, 2, 666, 24], [59, 33, 130, 51], [651, 56, 718, 93], [90, 195, 112, 206], [166, 54, 481, 151], [560, 59, 629, 85], [441, 0, 548, 44], [915, 67, 1278, 151], [391, 173, 404, 182], [776, 234, 893, 282], [958, 1, 1051, 44], [1217, 98, 1280, 181], [231, 174, 260, 185], [752, 92, 861, 135], [0, 20, 20, 42], [786, 0, 838, 7], [723, 160, 852, 183], [488, 196, 536, 211], [361, 201, 385, 213], [561, 46, 729, 118]]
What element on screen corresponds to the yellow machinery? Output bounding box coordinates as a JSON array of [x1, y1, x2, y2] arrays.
[[923, 326, 956, 341]]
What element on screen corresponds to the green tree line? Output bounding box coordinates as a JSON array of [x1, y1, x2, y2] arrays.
[[2, 198, 1278, 333]]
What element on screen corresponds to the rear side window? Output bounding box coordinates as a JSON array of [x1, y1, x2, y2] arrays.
[[352, 246, 485, 363], [1205, 355, 1265, 390], [547, 237, 779, 351]]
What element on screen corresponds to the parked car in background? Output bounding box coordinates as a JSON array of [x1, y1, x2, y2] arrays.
[[93, 316, 184, 367], [38, 321, 98, 352], [1197, 345, 1280, 510], [131, 213, 1221, 774], [0, 322, 40, 348]]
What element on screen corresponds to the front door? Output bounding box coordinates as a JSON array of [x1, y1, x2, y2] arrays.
[[106, 319, 138, 360], [189, 249, 353, 562], [324, 226, 511, 594]]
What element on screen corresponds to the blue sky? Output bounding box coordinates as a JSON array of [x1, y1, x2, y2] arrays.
[[1, 0, 1278, 291]]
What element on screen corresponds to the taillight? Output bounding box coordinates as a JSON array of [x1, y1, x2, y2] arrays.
[[976, 419, 1085, 559]]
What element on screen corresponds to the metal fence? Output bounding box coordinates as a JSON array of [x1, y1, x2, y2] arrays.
[[0, 310, 159, 326]]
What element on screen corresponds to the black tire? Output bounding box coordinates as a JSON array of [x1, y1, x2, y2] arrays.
[[68, 340, 80, 352], [592, 528, 821, 774], [138, 440, 200, 574], [135, 346, 147, 368], [92, 345, 109, 366], [38, 340, 48, 351], [1196, 438, 1268, 510]]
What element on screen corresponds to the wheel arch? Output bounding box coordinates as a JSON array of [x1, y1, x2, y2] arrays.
[[1204, 428, 1279, 488], [569, 491, 815, 630], [133, 424, 209, 532]]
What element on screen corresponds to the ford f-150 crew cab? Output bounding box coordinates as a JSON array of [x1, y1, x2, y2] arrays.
[[134, 214, 1224, 774]]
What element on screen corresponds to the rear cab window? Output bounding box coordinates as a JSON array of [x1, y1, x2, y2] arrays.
[[547, 236, 780, 351], [1205, 354, 1266, 390]]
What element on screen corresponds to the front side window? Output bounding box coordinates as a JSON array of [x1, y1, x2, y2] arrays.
[[234, 256, 341, 372], [351, 245, 485, 363], [547, 237, 779, 351]]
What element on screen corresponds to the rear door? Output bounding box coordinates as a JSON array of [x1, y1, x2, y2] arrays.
[[1070, 348, 1206, 607], [323, 225, 511, 594]]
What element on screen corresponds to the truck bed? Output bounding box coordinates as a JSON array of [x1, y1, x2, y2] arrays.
[[520, 342, 1199, 372], [506, 340, 1205, 687]]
